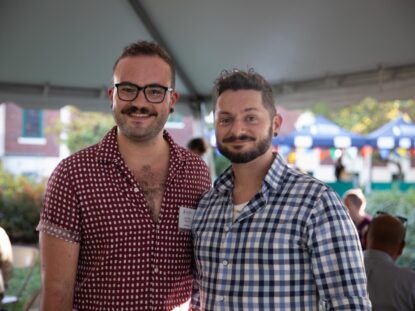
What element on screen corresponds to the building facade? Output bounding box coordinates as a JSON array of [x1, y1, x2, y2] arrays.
[[0, 103, 63, 179], [0, 103, 197, 179]]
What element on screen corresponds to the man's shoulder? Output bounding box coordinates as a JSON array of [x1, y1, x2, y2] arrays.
[[61, 143, 100, 166], [394, 263, 415, 280], [175, 144, 210, 170], [198, 168, 231, 202], [275, 163, 331, 197], [365, 250, 415, 278], [51, 142, 104, 179]]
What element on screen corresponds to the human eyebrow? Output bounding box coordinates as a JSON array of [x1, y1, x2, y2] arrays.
[[116, 81, 137, 86], [243, 107, 260, 112], [217, 111, 233, 117]]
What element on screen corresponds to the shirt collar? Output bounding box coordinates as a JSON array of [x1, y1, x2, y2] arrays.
[[213, 153, 289, 194], [364, 249, 395, 264], [96, 126, 186, 164]]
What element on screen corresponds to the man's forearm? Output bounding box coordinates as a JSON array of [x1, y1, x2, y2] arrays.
[[41, 283, 74, 311]]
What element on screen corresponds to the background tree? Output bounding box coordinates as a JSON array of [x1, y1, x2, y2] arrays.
[[313, 98, 415, 133], [50, 106, 114, 154]]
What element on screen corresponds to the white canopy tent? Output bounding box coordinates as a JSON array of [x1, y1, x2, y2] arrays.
[[1, 0, 415, 118]]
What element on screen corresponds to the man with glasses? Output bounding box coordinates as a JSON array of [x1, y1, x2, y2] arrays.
[[38, 41, 211, 310], [364, 213, 415, 310]]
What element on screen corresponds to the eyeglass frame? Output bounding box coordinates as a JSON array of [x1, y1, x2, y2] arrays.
[[114, 82, 174, 104]]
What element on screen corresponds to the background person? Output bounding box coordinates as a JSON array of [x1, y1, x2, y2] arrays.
[[364, 213, 415, 310], [187, 137, 216, 181], [343, 188, 372, 249], [191, 69, 370, 310], [37, 41, 211, 311], [187, 137, 208, 157], [0, 226, 13, 301]]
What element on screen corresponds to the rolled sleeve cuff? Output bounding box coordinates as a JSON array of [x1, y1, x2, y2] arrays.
[[321, 297, 372, 310], [37, 220, 80, 244]]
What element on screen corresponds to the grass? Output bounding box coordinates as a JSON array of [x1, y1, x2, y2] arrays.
[[3, 259, 41, 311]]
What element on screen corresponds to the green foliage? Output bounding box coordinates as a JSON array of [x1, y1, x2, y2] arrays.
[[330, 98, 397, 134], [213, 150, 231, 177], [323, 98, 415, 134], [311, 101, 331, 119], [51, 106, 114, 154], [3, 259, 41, 311], [366, 187, 415, 269], [0, 164, 45, 244]]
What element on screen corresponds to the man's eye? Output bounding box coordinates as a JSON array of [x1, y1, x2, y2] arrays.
[[120, 87, 136, 93], [219, 118, 231, 125], [246, 115, 258, 122], [147, 88, 163, 96]]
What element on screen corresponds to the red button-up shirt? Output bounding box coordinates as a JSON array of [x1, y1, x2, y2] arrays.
[[38, 127, 211, 310]]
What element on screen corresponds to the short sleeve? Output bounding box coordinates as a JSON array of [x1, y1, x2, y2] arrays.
[[37, 159, 81, 243]]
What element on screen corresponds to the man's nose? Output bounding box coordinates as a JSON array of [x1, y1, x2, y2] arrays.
[[229, 119, 246, 136], [131, 90, 151, 106]]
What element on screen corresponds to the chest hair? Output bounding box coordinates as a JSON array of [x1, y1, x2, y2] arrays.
[[132, 164, 168, 223]]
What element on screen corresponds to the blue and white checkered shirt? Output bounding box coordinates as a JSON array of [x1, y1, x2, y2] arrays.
[[192, 154, 371, 310]]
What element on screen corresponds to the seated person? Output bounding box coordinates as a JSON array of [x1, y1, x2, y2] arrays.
[[364, 213, 415, 311], [343, 188, 371, 249], [0, 226, 13, 301]]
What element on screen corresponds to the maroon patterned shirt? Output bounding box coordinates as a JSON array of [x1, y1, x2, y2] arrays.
[[37, 127, 211, 310]]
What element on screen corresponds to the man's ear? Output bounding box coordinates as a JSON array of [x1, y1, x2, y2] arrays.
[[168, 90, 180, 114], [273, 113, 283, 136], [108, 87, 114, 108], [397, 241, 406, 257]]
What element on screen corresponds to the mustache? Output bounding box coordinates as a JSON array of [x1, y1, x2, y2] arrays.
[[121, 106, 157, 116], [222, 135, 255, 143]]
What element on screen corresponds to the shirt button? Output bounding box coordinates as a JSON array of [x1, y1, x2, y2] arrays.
[[224, 225, 230, 232], [217, 296, 224, 302], [154, 267, 159, 273], [222, 260, 228, 266], [134, 187, 139, 193]]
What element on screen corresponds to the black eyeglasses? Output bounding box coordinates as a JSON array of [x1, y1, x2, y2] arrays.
[[114, 82, 173, 103], [376, 211, 408, 228]]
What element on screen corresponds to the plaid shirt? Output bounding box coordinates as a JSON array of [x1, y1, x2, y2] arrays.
[[192, 154, 371, 310]]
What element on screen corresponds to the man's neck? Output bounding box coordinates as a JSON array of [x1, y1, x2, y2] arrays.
[[117, 130, 169, 168], [369, 246, 399, 262], [231, 150, 274, 204]]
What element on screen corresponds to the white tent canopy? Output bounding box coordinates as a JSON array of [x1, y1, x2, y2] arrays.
[[1, 0, 415, 115]]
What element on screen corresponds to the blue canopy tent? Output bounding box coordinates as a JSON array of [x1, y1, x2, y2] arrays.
[[364, 116, 415, 192], [366, 116, 415, 149], [273, 115, 366, 148]]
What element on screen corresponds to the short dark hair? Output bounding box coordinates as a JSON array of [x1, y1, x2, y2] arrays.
[[187, 137, 208, 155], [113, 40, 175, 88], [214, 69, 276, 116]]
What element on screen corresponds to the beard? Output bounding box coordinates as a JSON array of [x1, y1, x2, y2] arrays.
[[217, 125, 273, 164]]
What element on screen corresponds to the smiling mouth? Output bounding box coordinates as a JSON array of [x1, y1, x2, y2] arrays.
[[223, 135, 255, 144], [128, 112, 154, 118], [229, 140, 251, 144]]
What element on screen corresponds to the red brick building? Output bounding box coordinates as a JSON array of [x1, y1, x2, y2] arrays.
[[0, 103, 62, 178]]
